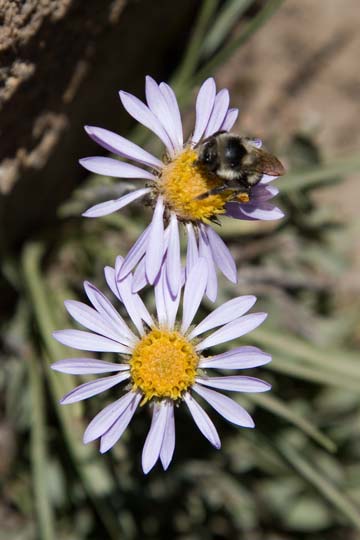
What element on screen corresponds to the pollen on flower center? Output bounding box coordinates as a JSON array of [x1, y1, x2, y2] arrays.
[[158, 148, 233, 222], [130, 328, 199, 402]]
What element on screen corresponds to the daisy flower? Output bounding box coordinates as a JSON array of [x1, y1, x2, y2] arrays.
[[52, 257, 271, 474], [80, 76, 284, 300]]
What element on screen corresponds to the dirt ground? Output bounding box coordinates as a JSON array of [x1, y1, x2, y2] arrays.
[[215, 0, 360, 291]]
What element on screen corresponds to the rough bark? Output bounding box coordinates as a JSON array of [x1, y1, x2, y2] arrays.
[[0, 0, 196, 249]]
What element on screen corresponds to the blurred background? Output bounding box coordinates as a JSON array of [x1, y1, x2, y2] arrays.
[[1, 1, 360, 538]]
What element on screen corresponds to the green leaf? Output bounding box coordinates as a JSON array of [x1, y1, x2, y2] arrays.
[[22, 243, 120, 540], [249, 393, 336, 453], [276, 441, 360, 530], [29, 355, 55, 540]]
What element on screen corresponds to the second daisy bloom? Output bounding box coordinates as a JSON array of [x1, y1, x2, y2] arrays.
[[80, 76, 284, 300]]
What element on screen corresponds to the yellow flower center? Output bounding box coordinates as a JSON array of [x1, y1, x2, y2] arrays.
[[158, 148, 234, 222], [130, 328, 199, 402]]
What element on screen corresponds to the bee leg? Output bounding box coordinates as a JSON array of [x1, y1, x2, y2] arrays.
[[195, 185, 230, 200]]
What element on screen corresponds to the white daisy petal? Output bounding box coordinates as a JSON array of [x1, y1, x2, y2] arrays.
[[196, 313, 267, 351], [193, 384, 255, 427], [196, 375, 271, 393], [159, 402, 176, 470], [181, 257, 208, 334], [64, 300, 131, 345], [84, 125, 162, 169], [159, 82, 183, 148], [104, 266, 122, 301], [145, 76, 180, 153], [118, 224, 151, 280], [220, 108, 239, 132], [192, 78, 217, 144], [154, 264, 168, 326], [100, 392, 142, 453], [114, 261, 144, 336], [53, 329, 131, 354], [60, 372, 129, 404], [198, 227, 217, 302], [199, 346, 272, 370], [237, 203, 285, 221], [132, 258, 147, 293], [204, 88, 230, 137], [51, 358, 129, 375], [247, 137, 263, 149], [184, 392, 220, 449], [163, 266, 181, 330], [166, 214, 181, 297], [83, 390, 135, 443], [185, 223, 199, 277], [189, 296, 256, 340], [82, 188, 150, 218], [119, 90, 173, 152], [79, 156, 155, 180], [206, 226, 237, 283], [145, 197, 165, 284], [261, 174, 278, 184], [83, 281, 136, 345], [142, 402, 168, 474]]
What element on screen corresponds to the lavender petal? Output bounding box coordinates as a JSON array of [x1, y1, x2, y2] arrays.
[[196, 313, 267, 351], [100, 392, 142, 453], [166, 214, 181, 297], [51, 358, 129, 375], [185, 223, 199, 277], [82, 188, 150, 218], [199, 226, 217, 302], [199, 346, 272, 370], [132, 258, 147, 292], [159, 82, 183, 148], [83, 391, 136, 444], [204, 89, 230, 137], [220, 108, 239, 132], [53, 329, 132, 354], [84, 125, 162, 169], [193, 383, 254, 427], [154, 263, 168, 327], [196, 375, 271, 393], [159, 402, 176, 470], [184, 392, 221, 449], [60, 372, 130, 404], [162, 264, 181, 330], [181, 257, 208, 334], [64, 299, 130, 345], [115, 261, 145, 336], [142, 402, 168, 474], [119, 90, 173, 152], [145, 76, 179, 153], [83, 281, 136, 345], [237, 202, 285, 221], [79, 156, 155, 180], [192, 78, 216, 144], [145, 197, 165, 284], [118, 225, 151, 280], [206, 226, 237, 283], [189, 296, 256, 340]]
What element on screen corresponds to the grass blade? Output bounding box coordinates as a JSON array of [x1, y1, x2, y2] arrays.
[[249, 393, 336, 453], [29, 355, 55, 540], [277, 441, 360, 530], [22, 242, 120, 540]]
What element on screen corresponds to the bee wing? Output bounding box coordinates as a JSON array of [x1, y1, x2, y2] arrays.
[[251, 149, 285, 177]]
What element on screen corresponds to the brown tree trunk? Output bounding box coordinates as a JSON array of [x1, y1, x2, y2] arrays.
[[0, 0, 196, 250]]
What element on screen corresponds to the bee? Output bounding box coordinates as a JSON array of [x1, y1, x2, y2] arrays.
[[194, 131, 285, 200]]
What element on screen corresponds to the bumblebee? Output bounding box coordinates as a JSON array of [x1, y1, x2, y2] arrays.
[[194, 131, 285, 200]]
